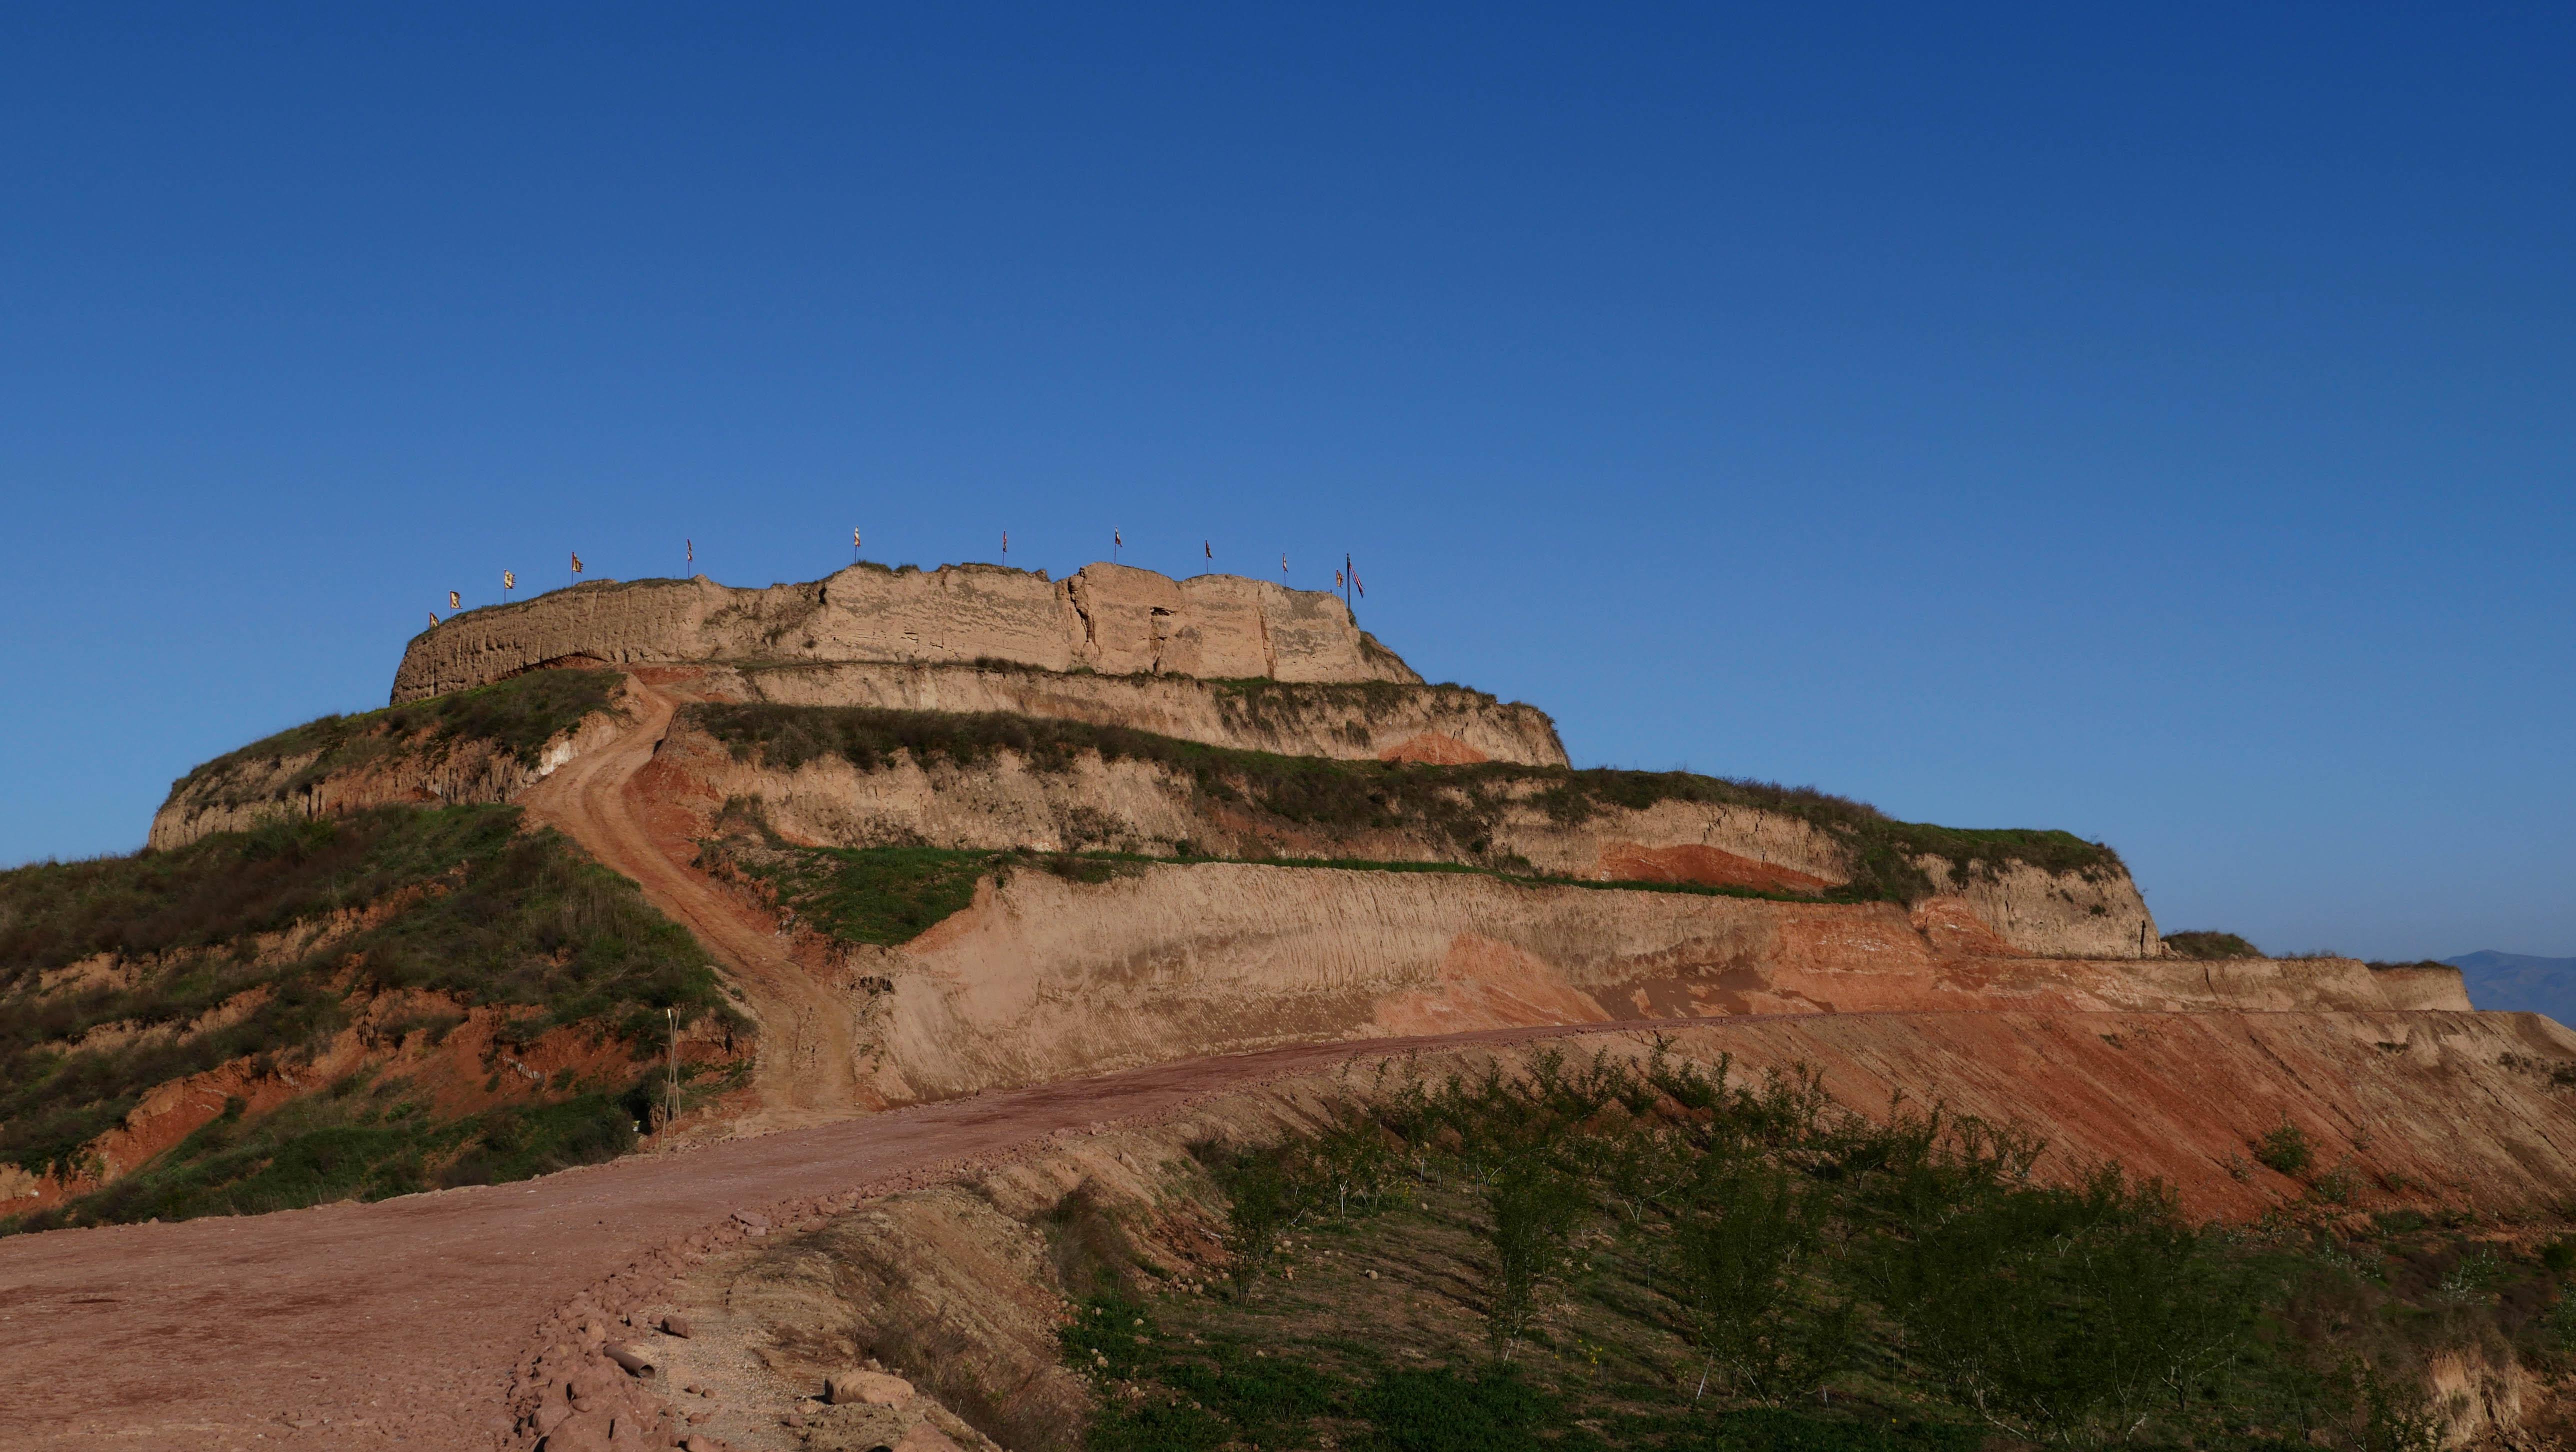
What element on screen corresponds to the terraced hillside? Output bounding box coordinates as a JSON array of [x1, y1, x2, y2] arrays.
[[6, 558, 2550, 1452]]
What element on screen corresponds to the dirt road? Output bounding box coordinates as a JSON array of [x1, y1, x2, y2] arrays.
[[518, 676, 865, 1131], [0, 1019, 1711, 1452]]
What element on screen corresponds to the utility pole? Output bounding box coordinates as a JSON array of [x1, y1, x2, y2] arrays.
[[662, 1007, 678, 1150]]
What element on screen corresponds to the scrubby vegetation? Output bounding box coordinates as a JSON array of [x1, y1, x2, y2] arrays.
[[0, 804, 737, 1228], [1060, 1048, 2568, 1451], [702, 839, 1146, 946], [684, 704, 2122, 904], [2166, 932, 2264, 960], [167, 668, 623, 809]]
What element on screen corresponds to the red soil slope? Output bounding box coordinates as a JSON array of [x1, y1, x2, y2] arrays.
[[4, 1010, 2572, 1451]]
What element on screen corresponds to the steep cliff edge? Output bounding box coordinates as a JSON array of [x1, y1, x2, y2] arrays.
[[698, 850, 2461, 1104], [652, 702, 2158, 958], [390, 560, 1422, 702]]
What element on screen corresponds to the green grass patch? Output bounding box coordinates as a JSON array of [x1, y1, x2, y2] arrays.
[[1, 1078, 649, 1234], [166, 668, 622, 810], [683, 703, 2121, 904]]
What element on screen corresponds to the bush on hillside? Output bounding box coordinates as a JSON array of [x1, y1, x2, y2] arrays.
[[2165, 930, 2264, 960]]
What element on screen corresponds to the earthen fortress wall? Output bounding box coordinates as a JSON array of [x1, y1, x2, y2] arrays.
[[391, 561, 1420, 703]]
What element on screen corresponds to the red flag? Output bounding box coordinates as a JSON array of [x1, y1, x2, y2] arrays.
[[1354, 572, 1364, 596]]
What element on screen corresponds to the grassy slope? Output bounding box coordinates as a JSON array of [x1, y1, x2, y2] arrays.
[[166, 668, 624, 810], [686, 703, 2120, 904], [1058, 1052, 2570, 1452], [0, 804, 736, 1232]]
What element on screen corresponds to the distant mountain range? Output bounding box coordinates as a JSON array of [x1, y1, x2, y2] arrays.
[[2446, 951, 2576, 1026]]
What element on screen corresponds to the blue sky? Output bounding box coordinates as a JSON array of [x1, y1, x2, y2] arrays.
[[4, 4, 2570, 960]]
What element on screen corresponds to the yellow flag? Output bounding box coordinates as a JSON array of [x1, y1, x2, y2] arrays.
[[570, 552, 584, 574], [504, 570, 515, 590], [448, 590, 461, 611]]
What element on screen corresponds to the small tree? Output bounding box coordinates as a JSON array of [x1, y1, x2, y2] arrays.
[[1482, 1150, 1589, 1356], [2254, 1122, 2314, 1177]]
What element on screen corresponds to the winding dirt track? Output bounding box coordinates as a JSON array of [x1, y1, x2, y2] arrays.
[[0, 1018, 1710, 1451], [518, 678, 864, 1131]]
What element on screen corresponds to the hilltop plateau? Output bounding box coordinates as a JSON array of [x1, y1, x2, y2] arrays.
[[3, 558, 2566, 1452]]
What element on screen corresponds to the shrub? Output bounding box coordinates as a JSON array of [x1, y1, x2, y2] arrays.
[[2254, 1122, 2315, 1177], [2166, 930, 2264, 960]]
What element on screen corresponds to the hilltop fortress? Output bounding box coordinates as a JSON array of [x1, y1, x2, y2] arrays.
[[394, 561, 1425, 700], [142, 554, 2482, 1120]]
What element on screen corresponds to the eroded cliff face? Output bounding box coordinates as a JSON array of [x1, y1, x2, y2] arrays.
[[689, 660, 1568, 766], [390, 562, 1420, 703], [646, 723, 2156, 959], [148, 700, 628, 851], [1918, 858, 2162, 959], [733, 860, 2460, 1104]]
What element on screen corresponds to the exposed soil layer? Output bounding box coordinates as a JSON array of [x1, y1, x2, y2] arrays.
[[649, 710, 2162, 958], [715, 660, 1566, 766], [8, 1010, 2572, 1452]]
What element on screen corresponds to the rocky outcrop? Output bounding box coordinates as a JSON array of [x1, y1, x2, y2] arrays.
[[773, 861, 2461, 1103], [1917, 858, 2164, 959], [692, 660, 1567, 767], [390, 562, 1420, 703]]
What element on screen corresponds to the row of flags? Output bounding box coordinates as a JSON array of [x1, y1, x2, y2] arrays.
[[427, 534, 1368, 629]]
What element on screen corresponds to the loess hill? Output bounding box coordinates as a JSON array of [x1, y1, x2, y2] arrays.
[[13, 557, 2572, 1452]]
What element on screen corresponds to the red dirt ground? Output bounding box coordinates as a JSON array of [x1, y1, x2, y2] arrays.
[[0, 1020, 1702, 1452]]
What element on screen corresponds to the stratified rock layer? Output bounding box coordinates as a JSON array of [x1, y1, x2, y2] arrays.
[[390, 562, 1420, 703], [754, 860, 2464, 1103]]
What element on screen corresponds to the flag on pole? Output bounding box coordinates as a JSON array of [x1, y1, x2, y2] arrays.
[[428, 612, 440, 628], [1280, 552, 1288, 582], [448, 590, 461, 611], [1334, 570, 1344, 589], [570, 552, 584, 575], [504, 570, 516, 591], [1114, 529, 1122, 554], [1002, 530, 1009, 563], [1354, 572, 1364, 596], [1204, 540, 1212, 561], [687, 538, 694, 566], [852, 528, 861, 550]]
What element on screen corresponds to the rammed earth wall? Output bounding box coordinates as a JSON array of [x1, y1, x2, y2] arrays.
[[390, 562, 1421, 702]]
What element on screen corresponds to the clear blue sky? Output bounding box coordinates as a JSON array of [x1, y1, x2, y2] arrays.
[[4, 4, 2570, 960]]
